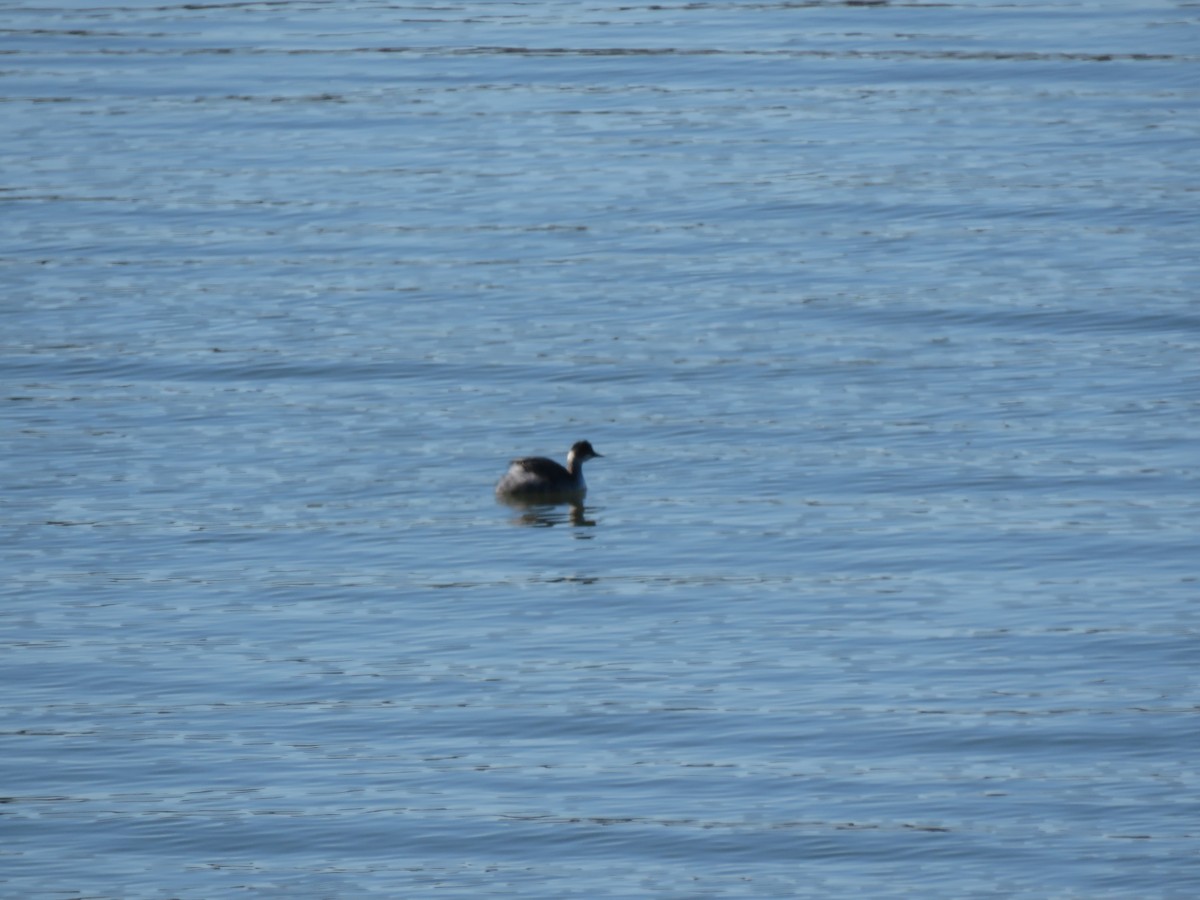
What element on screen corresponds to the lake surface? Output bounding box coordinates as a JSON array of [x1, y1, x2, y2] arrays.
[[3, 0, 1198, 896]]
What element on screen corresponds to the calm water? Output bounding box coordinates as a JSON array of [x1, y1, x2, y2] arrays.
[[3, 0, 1199, 896]]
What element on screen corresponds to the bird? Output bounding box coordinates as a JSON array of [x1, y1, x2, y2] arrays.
[[495, 440, 603, 502]]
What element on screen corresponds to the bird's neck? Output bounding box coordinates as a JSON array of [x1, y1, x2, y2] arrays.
[[565, 452, 582, 477]]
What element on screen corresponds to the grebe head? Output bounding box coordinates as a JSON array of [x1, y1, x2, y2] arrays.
[[568, 440, 603, 467]]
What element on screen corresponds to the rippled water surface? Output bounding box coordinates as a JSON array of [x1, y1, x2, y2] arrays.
[[3, 1, 1199, 897]]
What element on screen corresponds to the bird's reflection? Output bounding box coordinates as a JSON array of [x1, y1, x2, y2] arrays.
[[497, 496, 597, 530]]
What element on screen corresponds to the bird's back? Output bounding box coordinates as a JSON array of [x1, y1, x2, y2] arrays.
[[496, 455, 578, 497]]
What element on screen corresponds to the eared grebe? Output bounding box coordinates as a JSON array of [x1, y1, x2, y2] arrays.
[[495, 440, 603, 501]]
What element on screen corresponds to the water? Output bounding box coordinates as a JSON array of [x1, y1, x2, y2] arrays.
[[3, 1, 1198, 896]]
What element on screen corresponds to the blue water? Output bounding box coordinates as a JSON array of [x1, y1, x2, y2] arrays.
[[3, 1, 1199, 897]]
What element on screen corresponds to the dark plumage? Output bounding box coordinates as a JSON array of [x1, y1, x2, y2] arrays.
[[495, 440, 603, 501]]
